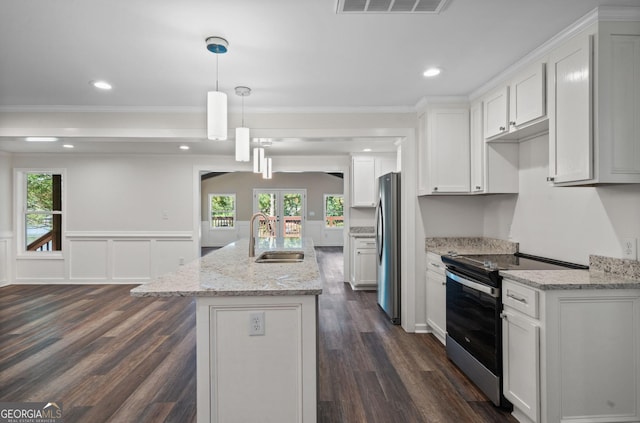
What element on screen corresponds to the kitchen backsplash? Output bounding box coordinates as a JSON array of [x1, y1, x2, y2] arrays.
[[425, 237, 519, 255], [590, 255, 640, 280]]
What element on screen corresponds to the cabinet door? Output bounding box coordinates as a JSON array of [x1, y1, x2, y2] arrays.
[[470, 101, 485, 193], [548, 34, 593, 183], [510, 63, 546, 129], [426, 269, 446, 344], [428, 107, 470, 193], [353, 248, 377, 287], [502, 309, 540, 423], [351, 157, 376, 207], [484, 87, 509, 139]]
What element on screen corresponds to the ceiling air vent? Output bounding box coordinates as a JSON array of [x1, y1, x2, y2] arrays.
[[337, 0, 448, 14]]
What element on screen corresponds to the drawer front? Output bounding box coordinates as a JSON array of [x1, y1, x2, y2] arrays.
[[426, 252, 445, 276], [502, 279, 539, 319], [354, 238, 376, 249]]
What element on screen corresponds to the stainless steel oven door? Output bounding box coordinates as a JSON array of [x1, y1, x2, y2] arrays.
[[445, 269, 501, 374]]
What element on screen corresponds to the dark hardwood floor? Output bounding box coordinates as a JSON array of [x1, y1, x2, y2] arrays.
[[0, 247, 516, 422]]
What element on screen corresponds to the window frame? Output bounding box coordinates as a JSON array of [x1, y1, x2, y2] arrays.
[[323, 194, 345, 229], [15, 168, 66, 258], [208, 193, 237, 230]]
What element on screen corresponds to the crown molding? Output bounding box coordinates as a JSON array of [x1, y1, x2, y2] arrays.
[[469, 6, 640, 102]]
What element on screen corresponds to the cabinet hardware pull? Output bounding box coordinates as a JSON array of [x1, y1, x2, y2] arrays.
[[510, 121, 516, 126], [475, 186, 481, 190], [500, 312, 508, 319], [441, 282, 446, 286], [430, 263, 440, 268], [433, 187, 438, 191], [507, 292, 528, 303], [546, 177, 555, 182], [499, 126, 506, 131]]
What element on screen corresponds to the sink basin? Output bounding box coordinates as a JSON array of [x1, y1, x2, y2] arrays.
[[255, 251, 305, 263]]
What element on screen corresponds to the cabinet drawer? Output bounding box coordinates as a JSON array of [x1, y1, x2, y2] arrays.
[[503, 280, 539, 319], [426, 252, 445, 276], [353, 238, 376, 249]]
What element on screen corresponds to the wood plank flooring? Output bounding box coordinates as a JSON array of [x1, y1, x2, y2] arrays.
[[0, 247, 517, 422]]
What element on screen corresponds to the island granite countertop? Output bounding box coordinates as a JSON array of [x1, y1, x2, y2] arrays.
[[131, 237, 322, 297]]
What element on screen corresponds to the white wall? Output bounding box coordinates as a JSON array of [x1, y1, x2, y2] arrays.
[[484, 135, 640, 265], [11, 154, 197, 283], [0, 152, 12, 286]]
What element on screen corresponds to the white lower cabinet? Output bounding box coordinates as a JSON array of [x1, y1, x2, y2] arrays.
[[426, 252, 446, 344], [502, 278, 640, 423], [350, 237, 377, 290]]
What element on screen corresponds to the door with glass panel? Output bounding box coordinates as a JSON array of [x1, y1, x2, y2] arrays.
[[253, 189, 306, 239]]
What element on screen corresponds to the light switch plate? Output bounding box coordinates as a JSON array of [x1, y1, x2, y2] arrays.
[[622, 238, 637, 260]]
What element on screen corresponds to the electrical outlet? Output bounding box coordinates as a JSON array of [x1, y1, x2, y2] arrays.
[[622, 238, 637, 260], [249, 311, 265, 336]]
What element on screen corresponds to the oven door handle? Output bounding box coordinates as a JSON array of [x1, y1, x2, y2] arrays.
[[446, 270, 500, 298]]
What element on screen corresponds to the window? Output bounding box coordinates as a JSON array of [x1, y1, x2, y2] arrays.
[[324, 194, 344, 228], [209, 194, 236, 229], [23, 171, 63, 252]]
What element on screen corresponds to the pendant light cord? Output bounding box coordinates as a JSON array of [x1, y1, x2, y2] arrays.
[[241, 95, 245, 126], [215, 53, 219, 91]]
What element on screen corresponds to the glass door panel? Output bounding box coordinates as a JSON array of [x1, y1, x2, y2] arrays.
[[254, 189, 306, 239]]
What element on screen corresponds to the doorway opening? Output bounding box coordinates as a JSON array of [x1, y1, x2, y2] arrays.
[[253, 189, 306, 239]]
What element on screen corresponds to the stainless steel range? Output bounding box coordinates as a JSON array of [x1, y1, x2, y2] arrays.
[[441, 252, 587, 407]]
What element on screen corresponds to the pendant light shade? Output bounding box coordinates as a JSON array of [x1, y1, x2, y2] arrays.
[[253, 147, 265, 173], [234, 86, 251, 161], [235, 127, 250, 161], [205, 36, 229, 141], [207, 91, 227, 140], [262, 157, 273, 179]]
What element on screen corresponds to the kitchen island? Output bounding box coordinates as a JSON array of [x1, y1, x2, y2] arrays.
[[131, 237, 321, 423]]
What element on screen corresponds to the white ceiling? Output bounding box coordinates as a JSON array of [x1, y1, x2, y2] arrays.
[[0, 0, 637, 155]]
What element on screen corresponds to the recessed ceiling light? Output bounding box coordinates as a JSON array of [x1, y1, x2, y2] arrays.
[[62, 144, 74, 148], [91, 80, 112, 90], [25, 136, 58, 142], [423, 67, 442, 77], [179, 145, 190, 150], [363, 148, 372, 152]]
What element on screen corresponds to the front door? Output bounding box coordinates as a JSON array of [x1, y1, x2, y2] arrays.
[[253, 189, 306, 239]]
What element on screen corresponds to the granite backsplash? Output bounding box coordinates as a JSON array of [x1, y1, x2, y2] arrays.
[[425, 237, 519, 255]]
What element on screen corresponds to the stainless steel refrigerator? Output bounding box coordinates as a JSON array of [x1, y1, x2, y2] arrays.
[[376, 172, 400, 324]]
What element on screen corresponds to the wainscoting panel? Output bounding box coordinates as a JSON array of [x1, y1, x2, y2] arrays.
[[112, 240, 151, 281], [15, 258, 66, 282], [69, 239, 109, 281]]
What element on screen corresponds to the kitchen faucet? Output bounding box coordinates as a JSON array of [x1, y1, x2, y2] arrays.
[[249, 212, 270, 257]]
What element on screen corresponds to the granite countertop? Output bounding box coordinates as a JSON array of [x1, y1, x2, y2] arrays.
[[501, 269, 640, 290], [350, 226, 375, 238], [425, 237, 519, 256], [502, 254, 640, 291], [130, 237, 322, 297]]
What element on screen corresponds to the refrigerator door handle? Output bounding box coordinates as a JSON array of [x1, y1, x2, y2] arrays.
[[375, 197, 384, 263]]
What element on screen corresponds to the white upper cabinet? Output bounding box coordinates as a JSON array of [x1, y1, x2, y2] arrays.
[[351, 155, 396, 207], [483, 62, 548, 142], [351, 156, 376, 207], [471, 100, 519, 194], [426, 106, 470, 193], [483, 87, 509, 139], [509, 62, 546, 129], [548, 20, 640, 186]]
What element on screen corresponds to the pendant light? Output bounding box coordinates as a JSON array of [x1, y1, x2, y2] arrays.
[[262, 157, 273, 179], [235, 86, 251, 162], [253, 147, 265, 173], [206, 36, 228, 141]]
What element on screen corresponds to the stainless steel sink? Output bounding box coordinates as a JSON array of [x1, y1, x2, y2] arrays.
[[255, 251, 305, 263]]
